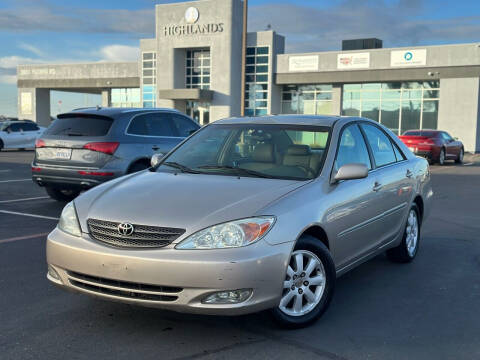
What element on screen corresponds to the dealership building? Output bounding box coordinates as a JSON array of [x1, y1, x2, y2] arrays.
[[16, 0, 480, 152]]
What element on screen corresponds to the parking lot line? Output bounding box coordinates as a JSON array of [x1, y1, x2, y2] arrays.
[[0, 210, 59, 221], [0, 169, 11, 172], [0, 232, 50, 244], [0, 196, 49, 204], [463, 162, 473, 166], [0, 179, 31, 183]]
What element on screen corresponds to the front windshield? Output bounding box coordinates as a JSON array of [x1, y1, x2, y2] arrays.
[[157, 123, 331, 180]]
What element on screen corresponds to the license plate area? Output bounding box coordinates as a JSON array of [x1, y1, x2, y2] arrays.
[[37, 148, 72, 160]]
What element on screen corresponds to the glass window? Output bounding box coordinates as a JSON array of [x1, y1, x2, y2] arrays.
[[22, 123, 39, 131], [186, 49, 210, 90], [335, 124, 371, 170], [257, 47, 269, 55], [401, 100, 421, 133], [441, 132, 453, 141], [171, 114, 200, 137], [246, 47, 255, 56], [380, 101, 400, 135], [256, 65, 268, 73], [361, 101, 380, 122], [256, 56, 269, 64], [127, 113, 176, 137], [393, 142, 405, 161], [360, 124, 397, 167], [159, 124, 331, 181], [8, 123, 22, 132], [45, 116, 113, 136], [422, 100, 439, 129]]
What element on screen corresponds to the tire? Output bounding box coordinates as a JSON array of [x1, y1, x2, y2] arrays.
[[0, 139, 4, 151], [127, 161, 150, 174], [387, 204, 421, 263], [455, 148, 464, 164], [45, 186, 80, 202], [271, 235, 335, 329], [438, 148, 446, 165]]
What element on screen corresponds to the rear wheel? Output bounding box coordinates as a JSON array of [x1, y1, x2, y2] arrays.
[[271, 235, 335, 328], [438, 148, 446, 165], [0, 139, 3, 151], [45, 186, 80, 202], [455, 148, 464, 164], [387, 204, 421, 263]]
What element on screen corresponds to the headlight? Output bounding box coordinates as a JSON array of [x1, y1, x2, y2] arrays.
[[58, 201, 81, 237], [176, 217, 275, 250]]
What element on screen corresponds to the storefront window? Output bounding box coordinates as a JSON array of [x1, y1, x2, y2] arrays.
[[142, 52, 156, 108], [245, 46, 269, 116], [186, 49, 211, 90], [342, 81, 440, 134], [280, 85, 334, 116]]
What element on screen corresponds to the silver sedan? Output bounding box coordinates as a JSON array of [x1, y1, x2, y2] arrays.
[[46, 115, 433, 328]]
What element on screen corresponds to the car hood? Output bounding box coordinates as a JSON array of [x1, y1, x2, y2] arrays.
[[75, 171, 307, 237]]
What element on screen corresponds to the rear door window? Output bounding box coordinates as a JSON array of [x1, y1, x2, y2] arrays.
[[22, 123, 40, 131], [360, 124, 397, 167], [44, 115, 113, 136], [171, 114, 199, 137], [127, 113, 176, 137]]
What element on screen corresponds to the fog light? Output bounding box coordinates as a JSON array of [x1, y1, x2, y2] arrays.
[[202, 289, 252, 304], [47, 265, 61, 282]]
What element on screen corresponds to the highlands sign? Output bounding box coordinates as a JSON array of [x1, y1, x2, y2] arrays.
[[163, 7, 224, 36]]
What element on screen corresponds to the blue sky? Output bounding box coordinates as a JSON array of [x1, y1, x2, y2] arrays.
[[1, 0, 479, 117]]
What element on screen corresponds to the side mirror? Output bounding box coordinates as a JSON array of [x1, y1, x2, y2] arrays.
[[332, 163, 368, 183], [151, 153, 165, 168]]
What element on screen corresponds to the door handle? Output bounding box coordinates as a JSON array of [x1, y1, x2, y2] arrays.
[[373, 182, 383, 192], [406, 169, 413, 178], [152, 146, 160, 151]]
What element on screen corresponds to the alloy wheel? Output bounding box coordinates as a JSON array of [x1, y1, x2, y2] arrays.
[[406, 209, 419, 257], [279, 250, 326, 317], [439, 149, 445, 165]]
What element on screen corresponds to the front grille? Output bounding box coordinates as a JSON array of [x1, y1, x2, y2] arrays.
[[67, 271, 181, 302], [87, 218, 185, 248]]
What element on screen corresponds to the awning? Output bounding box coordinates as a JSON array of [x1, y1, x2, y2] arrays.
[[158, 88, 213, 101]]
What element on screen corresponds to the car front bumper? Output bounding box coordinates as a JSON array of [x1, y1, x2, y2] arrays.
[[46, 228, 293, 315]]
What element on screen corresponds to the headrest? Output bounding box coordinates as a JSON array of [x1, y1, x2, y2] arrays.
[[286, 145, 311, 156], [252, 143, 274, 162]]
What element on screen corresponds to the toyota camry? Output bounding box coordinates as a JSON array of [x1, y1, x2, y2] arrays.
[[46, 115, 433, 328]]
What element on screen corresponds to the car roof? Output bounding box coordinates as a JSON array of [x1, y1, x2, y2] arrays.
[[62, 107, 181, 117], [214, 115, 345, 127]]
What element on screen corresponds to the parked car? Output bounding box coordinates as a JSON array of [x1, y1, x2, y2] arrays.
[[0, 120, 45, 151], [46, 115, 432, 328], [32, 107, 199, 202], [399, 130, 464, 165]]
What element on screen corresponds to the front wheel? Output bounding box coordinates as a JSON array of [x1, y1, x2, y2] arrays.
[[387, 204, 421, 263], [455, 148, 464, 164], [45, 186, 80, 202], [271, 235, 335, 328]]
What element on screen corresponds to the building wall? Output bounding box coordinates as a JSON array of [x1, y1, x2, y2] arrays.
[[153, 0, 243, 121], [438, 78, 480, 152]]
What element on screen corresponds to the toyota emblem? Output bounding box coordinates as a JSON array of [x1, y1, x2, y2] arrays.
[[118, 222, 134, 236]]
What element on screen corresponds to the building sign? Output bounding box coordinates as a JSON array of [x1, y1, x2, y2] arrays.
[[163, 7, 224, 36], [288, 55, 319, 72], [20, 92, 32, 115], [391, 49, 427, 67], [337, 52, 370, 69]]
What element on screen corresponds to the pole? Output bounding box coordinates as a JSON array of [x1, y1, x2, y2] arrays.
[[240, 0, 248, 116]]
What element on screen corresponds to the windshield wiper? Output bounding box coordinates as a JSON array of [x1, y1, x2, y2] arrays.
[[163, 161, 202, 174], [197, 165, 277, 179]]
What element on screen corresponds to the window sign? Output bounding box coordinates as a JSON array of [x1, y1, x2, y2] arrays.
[[391, 49, 427, 67], [288, 56, 319, 72], [337, 53, 370, 69]]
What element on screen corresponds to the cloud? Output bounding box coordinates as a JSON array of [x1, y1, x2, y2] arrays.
[[18, 43, 46, 57], [248, 1, 480, 52], [98, 45, 140, 62], [0, 4, 155, 35]]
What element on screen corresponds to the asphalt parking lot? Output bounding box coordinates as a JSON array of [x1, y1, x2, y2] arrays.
[[1, 151, 479, 360]]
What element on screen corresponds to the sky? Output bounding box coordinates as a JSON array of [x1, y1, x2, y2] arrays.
[[0, 0, 479, 117]]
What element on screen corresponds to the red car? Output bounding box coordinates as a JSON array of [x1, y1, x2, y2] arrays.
[[399, 130, 464, 165]]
